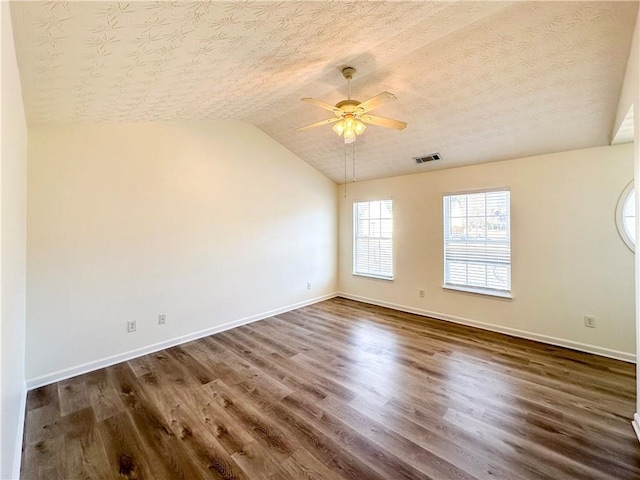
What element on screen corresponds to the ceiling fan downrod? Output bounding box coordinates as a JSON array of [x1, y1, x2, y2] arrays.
[[342, 67, 355, 100]]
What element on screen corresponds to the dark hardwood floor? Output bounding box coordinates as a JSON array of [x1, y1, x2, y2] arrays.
[[21, 297, 640, 479]]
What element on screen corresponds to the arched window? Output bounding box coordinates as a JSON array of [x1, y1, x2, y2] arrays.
[[616, 182, 635, 252]]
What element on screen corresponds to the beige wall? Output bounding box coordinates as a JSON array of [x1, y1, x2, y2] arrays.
[[27, 122, 338, 384], [1, 2, 28, 478], [339, 144, 635, 360]]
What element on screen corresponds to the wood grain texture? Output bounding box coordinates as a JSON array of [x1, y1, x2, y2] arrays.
[[21, 298, 640, 479]]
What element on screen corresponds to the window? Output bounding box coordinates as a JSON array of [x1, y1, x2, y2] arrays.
[[353, 200, 393, 279], [616, 181, 635, 252], [443, 189, 511, 297]]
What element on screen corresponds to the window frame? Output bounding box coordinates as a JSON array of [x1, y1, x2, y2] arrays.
[[442, 188, 512, 299], [616, 181, 635, 253], [352, 199, 394, 281]]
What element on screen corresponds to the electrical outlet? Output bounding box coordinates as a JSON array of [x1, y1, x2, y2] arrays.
[[158, 314, 167, 325], [127, 319, 138, 333], [419, 289, 425, 298], [584, 315, 596, 328], [307, 282, 312, 290]]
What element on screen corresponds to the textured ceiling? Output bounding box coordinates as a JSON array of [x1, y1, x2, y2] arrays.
[[10, 1, 639, 183]]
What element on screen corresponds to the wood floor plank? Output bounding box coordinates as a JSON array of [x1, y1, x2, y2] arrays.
[[64, 415, 112, 480], [204, 340, 294, 400], [477, 404, 640, 478], [230, 381, 390, 480], [166, 345, 216, 385], [21, 432, 66, 480], [201, 379, 297, 462], [278, 448, 346, 480], [98, 411, 164, 479], [25, 406, 95, 447], [241, 323, 300, 357], [230, 440, 293, 480], [342, 393, 517, 480], [127, 354, 155, 378], [442, 407, 604, 479], [218, 329, 330, 403], [283, 391, 474, 480], [180, 340, 246, 386], [22, 298, 640, 479], [381, 393, 621, 479], [143, 349, 203, 389], [58, 378, 90, 417], [138, 378, 249, 480], [23, 404, 61, 447], [290, 351, 395, 406], [218, 329, 355, 403], [85, 369, 126, 422], [107, 363, 212, 479], [26, 384, 60, 411]]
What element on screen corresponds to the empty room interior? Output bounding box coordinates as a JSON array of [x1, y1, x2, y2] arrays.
[[2, 1, 640, 479]]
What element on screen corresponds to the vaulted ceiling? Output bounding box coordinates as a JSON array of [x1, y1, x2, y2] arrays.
[[11, 1, 638, 182]]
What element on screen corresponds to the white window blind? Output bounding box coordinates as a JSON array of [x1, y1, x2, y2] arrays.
[[353, 200, 393, 279], [443, 190, 511, 294]]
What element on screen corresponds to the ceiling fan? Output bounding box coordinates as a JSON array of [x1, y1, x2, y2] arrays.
[[297, 66, 407, 143]]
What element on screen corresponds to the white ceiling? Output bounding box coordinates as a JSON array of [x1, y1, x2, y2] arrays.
[[11, 1, 639, 183]]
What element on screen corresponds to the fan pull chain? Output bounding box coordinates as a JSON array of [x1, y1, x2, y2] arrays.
[[344, 141, 347, 197], [352, 139, 356, 183]]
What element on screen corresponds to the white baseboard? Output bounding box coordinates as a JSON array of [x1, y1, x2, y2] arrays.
[[27, 293, 338, 390], [337, 292, 636, 363], [633, 413, 640, 443], [11, 384, 27, 480]]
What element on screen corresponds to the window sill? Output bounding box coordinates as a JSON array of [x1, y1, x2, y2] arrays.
[[353, 272, 394, 281], [442, 284, 512, 299]]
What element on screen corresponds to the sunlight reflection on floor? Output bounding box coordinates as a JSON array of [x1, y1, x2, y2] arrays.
[[346, 321, 399, 399]]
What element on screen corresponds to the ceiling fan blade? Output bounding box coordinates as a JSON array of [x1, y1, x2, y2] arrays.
[[301, 97, 340, 114], [361, 114, 407, 130], [356, 92, 397, 114], [297, 117, 340, 131]]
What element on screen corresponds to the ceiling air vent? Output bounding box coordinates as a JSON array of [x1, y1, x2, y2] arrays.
[[414, 153, 441, 164]]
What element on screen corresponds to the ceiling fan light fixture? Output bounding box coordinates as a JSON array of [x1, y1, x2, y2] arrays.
[[332, 114, 366, 142], [343, 128, 356, 143], [344, 115, 355, 129]]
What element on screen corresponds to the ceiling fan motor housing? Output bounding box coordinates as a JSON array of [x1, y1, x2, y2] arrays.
[[335, 99, 361, 113]]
